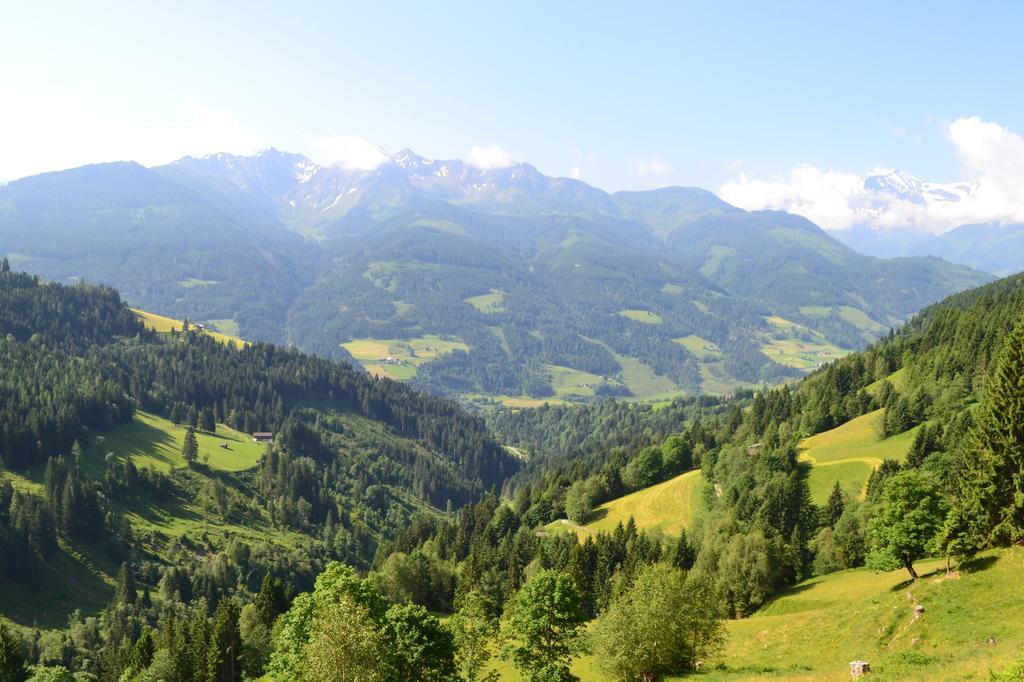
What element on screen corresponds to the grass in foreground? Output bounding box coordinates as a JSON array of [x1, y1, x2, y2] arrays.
[[704, 548, 1024, 680], [494, 549, 1024, 681]]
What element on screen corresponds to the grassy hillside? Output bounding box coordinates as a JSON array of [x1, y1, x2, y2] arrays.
[[544, 470, 704, 539], [100, 410, 266, 473], [704, 548, 1024, 680], [341, 335, 468, 380], [797, 408, 917, 503], [491, 549, 1024, 681], [133, 308, 247, 348]]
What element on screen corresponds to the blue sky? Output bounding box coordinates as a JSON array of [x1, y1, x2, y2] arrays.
[[2, 1, 1023, 231]]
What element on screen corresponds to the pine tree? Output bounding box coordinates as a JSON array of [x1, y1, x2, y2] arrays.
[[962, 316, 1024, 544], [254, 573, 288, 627], [824, 482, 845, 527], [114, 562, 137, 605], [907, 424, 933, 468], [670, 529, 696, 570], [200, 406, 216, 433], [208, 598, 243, 682], [182, 427, 199, 466], [0, 623, 27, 682]]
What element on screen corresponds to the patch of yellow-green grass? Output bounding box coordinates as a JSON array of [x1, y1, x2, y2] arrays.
[[617, 309, 664, 324], [661, 283, 685, 295], [766, 315, 797, 329], [373, 363, 419, 380], [133, 309, 247, 348], [699, 244, 735, 278], [101, 411, 266, 473], [547, 364, 604, 397], [674, 335, 721, 361], [866, 367, 909, 396], [693, 300, 710, 314], [504, 446, 528, 460], [501, 397, 559, 409], [589, 471, 703, 536], [496, 550, 1024, 681], [465, 289, 506, 313], [838, 305, 886, 334], [177, 277, 220, 288], [798, 409, 919, 502], [698, 362, 757, 395], [205, 317, 241, 338], [393, 300, 415, 315], [342, 335, 468, 380], [704, 549, 1024, 681], [343, 335, 467, 364], [761, 337, 848, 371], [615, 354, 679, 398], [543, 471, 705, 541], [798, 305, 832, 316], [802, 459, 877, 505]]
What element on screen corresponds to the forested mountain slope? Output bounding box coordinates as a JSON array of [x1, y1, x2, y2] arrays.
[[0, 268, 1021, 681], [0, 265, 516, 632], [0, 151, 990, 404]]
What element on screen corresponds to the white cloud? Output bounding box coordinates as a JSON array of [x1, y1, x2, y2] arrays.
[[568, 165, 582, 180], [0, 87, 262, 181], [309, 134, 388, 171], [633, 158, 673, 176], [466, 144, 516, 169], [720, 165, 868, 230], [720, 117, 1024, 234]]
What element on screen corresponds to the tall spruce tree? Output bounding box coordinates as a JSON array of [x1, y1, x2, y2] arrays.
[[182, 427, 199, 467], [960, 316, 1024, 545], [824, 482, 845, 527], [209, 598, 243, 682], [0, 624, 27, 682], [114, 562, 137, 605]]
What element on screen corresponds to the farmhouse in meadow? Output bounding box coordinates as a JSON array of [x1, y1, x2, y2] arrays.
[[252, 432, 274, 443]]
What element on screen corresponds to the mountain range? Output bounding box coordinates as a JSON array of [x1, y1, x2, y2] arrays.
[[828, 169, 1024, 277], [0, 150, 991, 404]]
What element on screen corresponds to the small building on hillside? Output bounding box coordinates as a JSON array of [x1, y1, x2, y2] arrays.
[[252, 432, 274, 443], [849, 660, 870, 677]]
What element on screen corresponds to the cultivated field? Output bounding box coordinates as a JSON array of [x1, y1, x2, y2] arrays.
[[341, 335, 468, 379]]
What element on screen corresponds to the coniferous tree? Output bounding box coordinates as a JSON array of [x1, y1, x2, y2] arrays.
[[958, 316, 1024, 545], [209, 598, 243, 682], [199, 407, 216, 434], [824, 482, 845, 527], [669, 529, 696, 570], [0, 624, 27, 682], [114, 562, 137, 605], [182, 427, 199, 467]]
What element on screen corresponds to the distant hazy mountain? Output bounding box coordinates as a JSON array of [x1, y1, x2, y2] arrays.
[[0, 150, 991, 404], [827, 169, 1024, 277], [833, 221, 1024, 277]]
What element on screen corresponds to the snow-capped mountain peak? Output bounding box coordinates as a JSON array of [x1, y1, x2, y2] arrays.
[[863, 169, 972, 205]]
